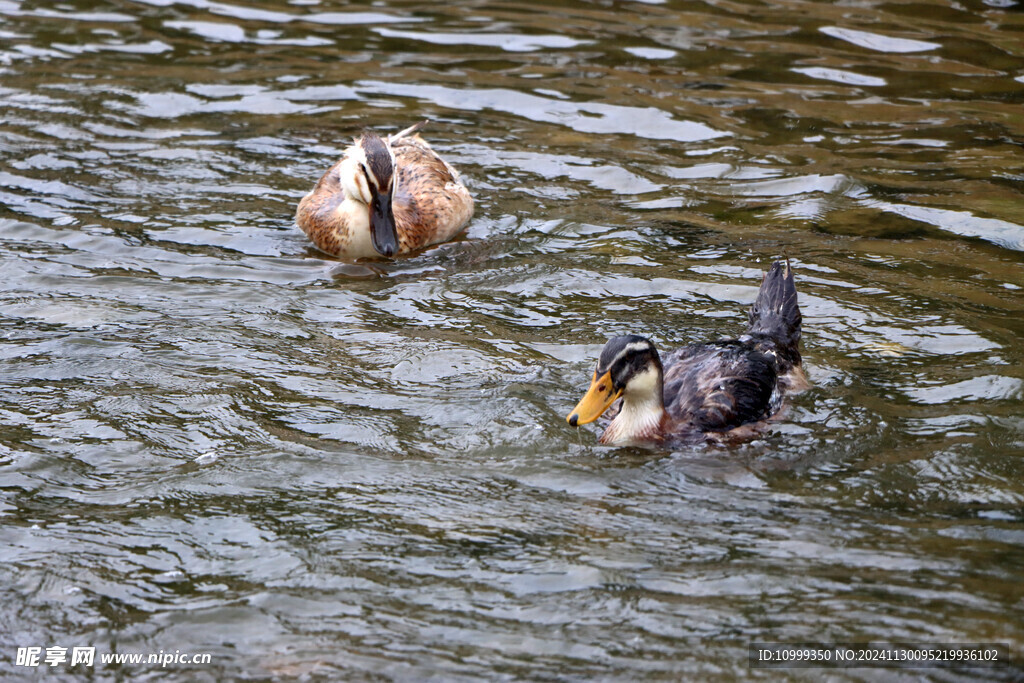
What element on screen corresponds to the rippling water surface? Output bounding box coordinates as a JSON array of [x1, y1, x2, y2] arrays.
[[2, 0, 1023, 679]]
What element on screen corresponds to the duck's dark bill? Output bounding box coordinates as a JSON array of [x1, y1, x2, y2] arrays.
[[369, 188, 399, 257], [567, 371, 622, 426]]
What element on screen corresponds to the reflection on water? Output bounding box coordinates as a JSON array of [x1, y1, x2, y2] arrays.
[[1, 0, 1023, 678]]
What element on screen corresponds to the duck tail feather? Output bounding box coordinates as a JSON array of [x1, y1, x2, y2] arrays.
[[747, 260, 801, 358], [391, 120, 429, 141]]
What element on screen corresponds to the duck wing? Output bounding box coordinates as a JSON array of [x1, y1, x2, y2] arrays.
[[661, 341, 779, 433], [390, 137, 473, 251]]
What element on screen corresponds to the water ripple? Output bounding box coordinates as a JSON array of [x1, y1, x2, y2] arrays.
[[1, 0, 1023, 678]]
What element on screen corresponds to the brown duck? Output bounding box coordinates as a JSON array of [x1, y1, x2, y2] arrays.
[[567, 261, 808, 446], [295, 121, 473, 258]]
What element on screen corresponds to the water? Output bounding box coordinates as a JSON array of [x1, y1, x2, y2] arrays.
[[1, 0, 1023, 679]]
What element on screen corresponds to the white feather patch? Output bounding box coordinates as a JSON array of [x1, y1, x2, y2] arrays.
[[602, 366, 664, 444]]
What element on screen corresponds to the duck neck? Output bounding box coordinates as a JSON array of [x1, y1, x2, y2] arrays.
[[601, 368, 666, 445]]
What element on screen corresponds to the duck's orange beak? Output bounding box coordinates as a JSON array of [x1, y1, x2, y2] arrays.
[[567, 371, 622, 427]]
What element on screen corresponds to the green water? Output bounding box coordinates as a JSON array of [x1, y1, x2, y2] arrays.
[[1, 0, 1023, 679]]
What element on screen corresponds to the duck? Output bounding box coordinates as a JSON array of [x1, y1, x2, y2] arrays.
[[295, 121, 473, 259], [567, 260, 808, 446]]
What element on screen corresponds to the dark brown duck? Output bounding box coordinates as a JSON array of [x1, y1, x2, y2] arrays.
[[567, 261, 808, 446]]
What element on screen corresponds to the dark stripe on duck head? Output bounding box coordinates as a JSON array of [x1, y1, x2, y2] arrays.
[[597, 335, 662, 390], [358, 132, 394, 192]]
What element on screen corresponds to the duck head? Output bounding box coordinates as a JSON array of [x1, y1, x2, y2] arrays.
[[339, 131, 399, 257], [567, 335, 664, 429]]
